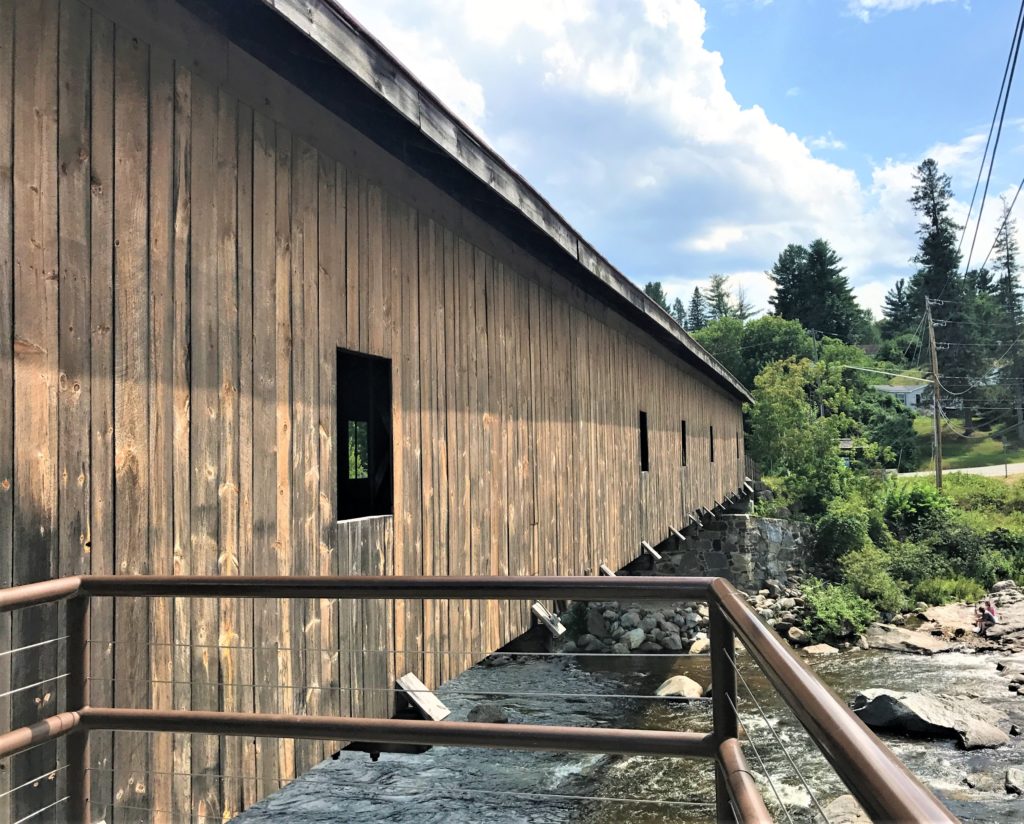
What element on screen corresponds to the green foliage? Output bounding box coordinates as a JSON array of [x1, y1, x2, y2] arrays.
[[671, 297, 687, 328], [816, 496, 870, 564], [887, 541, 948, 588], [840, 545, 908, 614], [802, 578, 878, 641], [913, 576, 986, 606], [643, 281, 670, 311], [687, 287, 709, 331], [883, 479, 948, 538], [692, 317, 745, 382]]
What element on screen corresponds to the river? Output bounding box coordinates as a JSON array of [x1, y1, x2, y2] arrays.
[[236, 649, 1024, 822]]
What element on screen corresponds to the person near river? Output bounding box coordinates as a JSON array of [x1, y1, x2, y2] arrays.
[[976, 600, 998, 637]]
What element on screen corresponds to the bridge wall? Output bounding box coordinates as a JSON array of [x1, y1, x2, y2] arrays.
[[0, 0, 747, 819]]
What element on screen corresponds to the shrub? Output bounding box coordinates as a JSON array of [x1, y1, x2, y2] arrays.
[[943, 474, 1011, 512], [888, 541, 949, 588], [884, 479, 949, 538], [802, 578, 878, 641], [913, 576, 986, 606], [840, 545, 908, 614], [816, 497, 870, 564]]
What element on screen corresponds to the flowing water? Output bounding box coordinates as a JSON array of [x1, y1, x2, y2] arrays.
[[237, 649, 1024, 823]]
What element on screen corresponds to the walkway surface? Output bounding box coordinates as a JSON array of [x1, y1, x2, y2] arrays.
[[899, 462, 1024, 478]]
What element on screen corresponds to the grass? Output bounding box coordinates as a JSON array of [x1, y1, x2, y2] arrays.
[[912, 414, 1024, 470]]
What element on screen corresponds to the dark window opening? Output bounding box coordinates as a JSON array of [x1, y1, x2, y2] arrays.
[[338, 348, 393, 519], [736, 431, 741, 459], [681, 420, 688, 467], [710, 425, 715, 463], [639, 410, 649, 472]]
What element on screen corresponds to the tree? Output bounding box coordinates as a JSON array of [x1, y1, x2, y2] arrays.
[[737, 316, 816, 387], [993, 197, 1024, 438], [643, 281, 670, 311], [687, 287, 709, 331], [767, 239, 864, 341], [705, 274, 733, 321], [734, 286, 757, 321], [881, 278, 916, 336], [692, 317, 744, 381], [671, 297, 687, 328], [905, 158, 961, 311]]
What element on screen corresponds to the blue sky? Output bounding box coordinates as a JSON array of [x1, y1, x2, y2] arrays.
[[341, 0, 1024, 318]]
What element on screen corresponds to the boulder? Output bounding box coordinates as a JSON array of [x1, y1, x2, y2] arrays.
[[993, 580, 1018, 593], [586, 607, 608, 638], [689, 637, 711, 654], [820, 795, 870, 823], [803, 643, 839, 655], [637, 640, 662, 653], [1006, 767, 1024, 794], [655, 675, 704, 700], [576, 633, 596, 649], [863, 623, 952, 655], [610, 642, 630, 656], [623, 627, 646, 650], [787, 626, 806, 644], [620, 611, 641, 630], [467, 703, 509, 724], [852, 689, 1009, 749], [660, 634, 684, 651], [641, 614, 659, 632]]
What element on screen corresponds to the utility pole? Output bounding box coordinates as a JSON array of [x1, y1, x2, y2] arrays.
[[926, 299, 943, 489]]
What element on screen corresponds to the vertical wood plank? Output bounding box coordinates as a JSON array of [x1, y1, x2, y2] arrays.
[[170, 60, 193, 823], [147, 41, 175, 824], [0, 0, 14, 813], [188, 72, 221, 823], [11, 2, 59, 820], [88, 13, 116, 820], [250, 110, 280, 798]]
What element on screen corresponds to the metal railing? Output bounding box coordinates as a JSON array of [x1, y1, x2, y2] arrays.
[[0, 574, 954, 823]]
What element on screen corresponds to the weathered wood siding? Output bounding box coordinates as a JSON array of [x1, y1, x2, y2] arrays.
[[0, 0, 747, 820]]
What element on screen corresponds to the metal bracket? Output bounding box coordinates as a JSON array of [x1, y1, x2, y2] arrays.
[[599, 563, 616, 576], [641, 541, 662, 561], [396, 672, 451, 722], [669, 526, 686, 542], [688, 513, 701, 527], [531, 602, 567, 637]]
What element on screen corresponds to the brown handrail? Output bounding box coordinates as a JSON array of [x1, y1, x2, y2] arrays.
[[0, 574, 956, 823]]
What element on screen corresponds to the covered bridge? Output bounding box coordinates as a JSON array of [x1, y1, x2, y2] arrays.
[[0, 0, 751, 819]]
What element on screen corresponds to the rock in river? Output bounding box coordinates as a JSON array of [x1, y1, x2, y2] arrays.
[[467, 703, 509, 724], [655, 675, 704, 700], [820, 795, 869, 823], [852, 689, 1009, 749], [863, 623, 952, 655], [803, 643, 839, 655]]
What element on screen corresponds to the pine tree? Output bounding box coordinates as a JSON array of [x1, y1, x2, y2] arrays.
[[881, 278, 916, 335], [905, 158, 961, 311], [993, 197, 1024, 438], [687, 287, 709, 331], [705, 274, 733, 320], [671, 297, 687, 328], [733, 287, 756, 321], [768, 239, 862, 339], [643, 281, 670, 311]]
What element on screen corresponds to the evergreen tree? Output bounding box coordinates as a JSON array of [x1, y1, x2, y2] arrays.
[[905, 158, 961, 311], [671, 297, 687, 328], [993, 197, 1024, 438], [705, 274, 733, 320], [733, 287, 756, 321], [881, 278, 916, 335], [767, 239, 863, 340], [687, 287, 709, 331], [643, 281, 670, 311], [767, 244, 808, 319]]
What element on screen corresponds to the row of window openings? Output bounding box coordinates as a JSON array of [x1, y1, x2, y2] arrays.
[[639, 413, 738, 472], [338, 350, 741, 520]]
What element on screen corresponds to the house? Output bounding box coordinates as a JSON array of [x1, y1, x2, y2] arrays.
[[0, 0, 751, 819], [874, 383, 929, 410]]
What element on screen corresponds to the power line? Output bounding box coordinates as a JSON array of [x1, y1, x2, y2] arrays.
[[978, 173, 1024, 275], [961, 0, 1024, 281]]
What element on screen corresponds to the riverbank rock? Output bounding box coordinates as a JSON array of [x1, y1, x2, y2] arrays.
[[1005, 767, 1024, 794], [655, 675, 704, 700], [689, 637, 710, 654], [820, 795, 869, 823], [803, 643, 839, 655], [862, 623, 952, 655], [852, 689, 1009, 749], [468, 703, 509, 724]]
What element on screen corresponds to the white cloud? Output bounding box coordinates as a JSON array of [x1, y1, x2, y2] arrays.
[[785, 86, 801, 97], [339, 0, 1019, 319], [808, 133, 847, 151], [848, 0, 959, 23]]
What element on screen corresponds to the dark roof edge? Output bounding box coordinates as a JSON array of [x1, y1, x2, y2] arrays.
[[258, 0, 752, 403]]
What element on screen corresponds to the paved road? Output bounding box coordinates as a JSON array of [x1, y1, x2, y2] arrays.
[[899, 462, 1024, 478]]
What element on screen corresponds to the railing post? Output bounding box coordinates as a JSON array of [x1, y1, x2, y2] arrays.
[[710, 598, 738, 823], [67, 594, 90, 824]]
